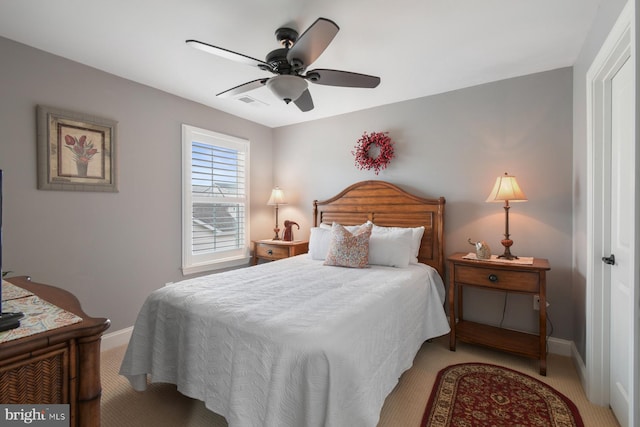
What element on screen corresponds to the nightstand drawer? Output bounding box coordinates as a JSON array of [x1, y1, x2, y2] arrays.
[[454, 265, 540, 292], [255, 243, 290, 259], [252, 240, 309, 265]]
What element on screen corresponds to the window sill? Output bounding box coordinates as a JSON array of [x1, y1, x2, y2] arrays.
[[181, 256, 251, 276]]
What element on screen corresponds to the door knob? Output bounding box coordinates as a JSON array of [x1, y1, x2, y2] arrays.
[[602, 254, 615, 265]]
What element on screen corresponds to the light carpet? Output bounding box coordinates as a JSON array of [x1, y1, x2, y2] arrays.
[[100, 335, 619, 427]]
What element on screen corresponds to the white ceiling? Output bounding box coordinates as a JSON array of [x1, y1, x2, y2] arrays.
[[0, 0, 600, 128]]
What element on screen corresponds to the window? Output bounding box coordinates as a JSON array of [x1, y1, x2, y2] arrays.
[[182, 124, 250, 274]]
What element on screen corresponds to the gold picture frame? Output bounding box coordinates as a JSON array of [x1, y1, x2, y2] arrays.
[[37, 105, 117, 192]]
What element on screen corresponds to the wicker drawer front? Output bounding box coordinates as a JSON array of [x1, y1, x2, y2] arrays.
[[455, 265, 540, 292], [0, 347, 68, 404], [256, 244, 289, 259]]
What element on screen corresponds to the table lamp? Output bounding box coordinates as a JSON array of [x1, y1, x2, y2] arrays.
[[486, 172, 527, 260], [267, 187, 287, 240]]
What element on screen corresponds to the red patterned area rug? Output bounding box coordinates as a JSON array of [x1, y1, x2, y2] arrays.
[[421, 363, 584, 427]]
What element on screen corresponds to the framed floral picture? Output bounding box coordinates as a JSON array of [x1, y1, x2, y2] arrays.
[[36, 105, 118, 192]]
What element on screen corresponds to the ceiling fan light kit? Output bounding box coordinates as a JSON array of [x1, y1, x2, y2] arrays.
[[187, 17, 380, 112], [266, 75, 308, 104]]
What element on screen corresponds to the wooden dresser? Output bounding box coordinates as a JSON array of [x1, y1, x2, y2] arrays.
[[0, 276, 110, 426]]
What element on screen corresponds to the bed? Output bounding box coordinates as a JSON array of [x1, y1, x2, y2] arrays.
[[119, 180, 449, 427]]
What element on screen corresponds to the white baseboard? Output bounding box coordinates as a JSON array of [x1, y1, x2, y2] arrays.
[[101, 326, 133, 352], [549, 338, 588, 393], [570, 341, 588, 390], [547, 336, 573, 357]]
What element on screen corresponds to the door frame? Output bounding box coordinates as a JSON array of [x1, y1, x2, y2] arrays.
[[585, 1, 636, 424]]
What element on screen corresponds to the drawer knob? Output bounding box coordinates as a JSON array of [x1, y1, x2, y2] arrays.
[[488, 274, 498, 282], [267, 249, 273, 255]]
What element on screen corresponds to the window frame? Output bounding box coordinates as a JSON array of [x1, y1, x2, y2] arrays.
[[181, 124, 250, 275]]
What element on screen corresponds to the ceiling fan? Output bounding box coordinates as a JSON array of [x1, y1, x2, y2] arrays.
[[186, 18, 381, 112]]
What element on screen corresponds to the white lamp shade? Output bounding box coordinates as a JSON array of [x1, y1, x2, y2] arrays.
[[267, 187, 287, 205], [486, 173, 527, 202], [266, 75, 308, 103]]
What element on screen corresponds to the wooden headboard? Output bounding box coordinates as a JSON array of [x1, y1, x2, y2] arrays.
[[313, 180, 446, 277]]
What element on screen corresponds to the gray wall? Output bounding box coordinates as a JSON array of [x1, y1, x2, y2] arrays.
[[571, 0, 629, 362], [0, 37, 275, 332], [273, 68, 575, 340], [1, 24, 605, 346]]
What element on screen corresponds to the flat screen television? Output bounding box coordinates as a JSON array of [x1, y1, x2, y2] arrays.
[[0, 169, 24, 331]]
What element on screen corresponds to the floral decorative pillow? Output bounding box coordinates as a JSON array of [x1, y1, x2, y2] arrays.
[[324, 222, 372, 268]]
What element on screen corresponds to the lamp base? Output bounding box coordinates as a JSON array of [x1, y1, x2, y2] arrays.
[[272, 227, 281, 240], [498, 238, 518, 260]]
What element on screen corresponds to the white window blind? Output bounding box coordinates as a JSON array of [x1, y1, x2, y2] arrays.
[[182, 125, 250, 274]]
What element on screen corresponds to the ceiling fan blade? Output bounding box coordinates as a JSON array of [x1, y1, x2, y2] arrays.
[[294, 89, 314, 112], [286, 18, 339, 69], [217, 78, 268, 98], [305, 69, 380, 88], [186, 39, 273, 71]]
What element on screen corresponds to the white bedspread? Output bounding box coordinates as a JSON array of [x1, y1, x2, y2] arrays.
[[119, 255, 450, 427]]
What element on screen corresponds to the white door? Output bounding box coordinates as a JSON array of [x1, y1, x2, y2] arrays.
[[606, 53, 634, 427], [585, 2, 636, 426]]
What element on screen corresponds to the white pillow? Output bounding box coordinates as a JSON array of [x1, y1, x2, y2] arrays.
[[319, 222, 362, 233], [371, 224, 425, 264], [308, 227, 332, 260], [368, 227, 413, 267]]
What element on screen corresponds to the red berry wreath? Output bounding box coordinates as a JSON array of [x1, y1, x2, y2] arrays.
[[352, 131, 395, 175]]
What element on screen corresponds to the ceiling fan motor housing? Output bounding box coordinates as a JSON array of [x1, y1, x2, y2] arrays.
[[265, 48, 294, 74]]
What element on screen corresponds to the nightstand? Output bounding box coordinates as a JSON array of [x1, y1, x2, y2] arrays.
[[252, 239, 309, 265], [448, 252, 551, 375]]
